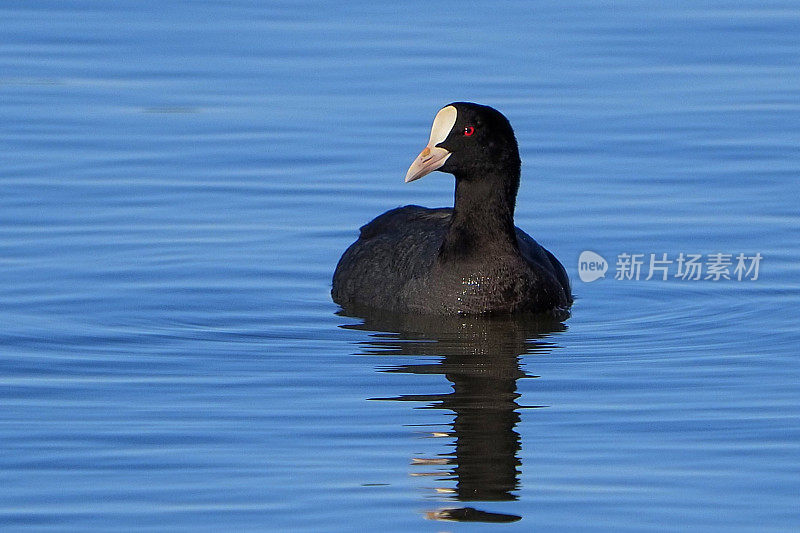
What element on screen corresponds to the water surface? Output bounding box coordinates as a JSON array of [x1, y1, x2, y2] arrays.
[[1, 1, 799, 531]]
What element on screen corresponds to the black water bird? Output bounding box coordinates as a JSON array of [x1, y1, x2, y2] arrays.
[[332, 102, 572, 316]]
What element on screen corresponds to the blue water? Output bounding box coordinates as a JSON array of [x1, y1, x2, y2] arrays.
[[2, 1, 799, 531]]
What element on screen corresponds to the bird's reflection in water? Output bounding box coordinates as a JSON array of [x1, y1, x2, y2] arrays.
[[340, 310, 566, 524]]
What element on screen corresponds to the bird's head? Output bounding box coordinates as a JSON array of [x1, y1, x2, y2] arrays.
[[405, 102, 520, 183]]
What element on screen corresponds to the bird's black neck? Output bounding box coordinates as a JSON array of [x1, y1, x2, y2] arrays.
[[438, 167, 521, 262]]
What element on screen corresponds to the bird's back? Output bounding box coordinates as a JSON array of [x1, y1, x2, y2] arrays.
[[332, 205, 571, 316], [332, 205, 450, 312]]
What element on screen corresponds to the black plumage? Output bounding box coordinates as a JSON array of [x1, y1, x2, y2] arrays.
[[332, 102, 572, 316]]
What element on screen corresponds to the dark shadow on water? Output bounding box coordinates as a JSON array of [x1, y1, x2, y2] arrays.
[[338, 309, 566, 524]]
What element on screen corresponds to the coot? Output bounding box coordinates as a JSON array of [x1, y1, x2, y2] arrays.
[[332, 102, 572, 316]]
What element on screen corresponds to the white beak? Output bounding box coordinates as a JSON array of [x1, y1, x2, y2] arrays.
[[404, 106, 457, 183]]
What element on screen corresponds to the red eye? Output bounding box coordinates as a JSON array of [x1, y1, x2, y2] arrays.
[[463, 126, 475, 136]]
